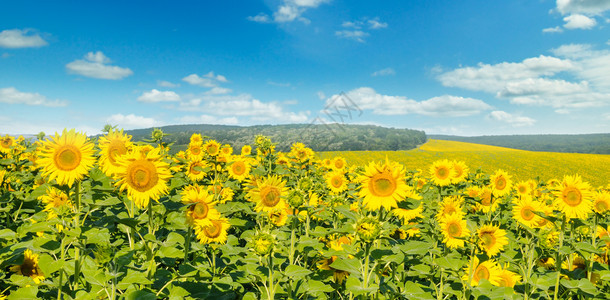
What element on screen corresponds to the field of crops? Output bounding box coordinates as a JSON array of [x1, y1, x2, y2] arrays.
[[0, 131, 610, 299], [318, 139, 610, 188]]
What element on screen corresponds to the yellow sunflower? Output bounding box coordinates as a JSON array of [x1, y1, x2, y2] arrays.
[[186, 159, 209, 182], [247, 175, 289, 212], [181, 184, 220, 224], [10, 249, 44, 284], [241, 144, 252, 156], [114, 146, 171, 209], [475, 186, 500, 213], [429, 159, 455, 187], [194, 217, 230, 244], [220, 144, 233, 157], [325, 170, 348, 194], [477, 224, 508, 257], [98, 129, 133, 177], [497, 268, 521, 288], [463, 256, 502, 286], [512, 195, 543, 228], [204, 140, 221, 156], [227, 156, 251, 181], [37, 129, 96, 187], [39, 187, 72, 219], [436, 195, 465, 221], [439, 213, 470, 249], [392, 204, 423, 224], [332, 157, 347, 171], [593, 191, 610, 214], [268, 204, 289, 227], [357, 159, 410, 211], [0, 134, 15, 154], [553, 174, 593, 220], [451, 160, 469, 184], [490, 169, 512, 197], [321, 158, 333, 169], [186, 139, 204, 160], [514, 180, 532, 198]]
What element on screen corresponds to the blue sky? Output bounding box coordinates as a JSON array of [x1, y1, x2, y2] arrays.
[[1, 0, 610, 136]]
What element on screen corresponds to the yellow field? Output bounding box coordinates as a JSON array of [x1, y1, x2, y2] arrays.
[[318, 139, 610, 187]]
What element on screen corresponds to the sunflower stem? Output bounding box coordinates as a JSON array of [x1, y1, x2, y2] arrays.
[[588, 214, 598, 282], [362, 242, 371, 292], [267, 253, 275, 300], [57, 233, 66, 300], [185, 225, 192, 262], [289, 217, 296, 265], [553, 215, 566, 300], [73, 180, 81, 292]]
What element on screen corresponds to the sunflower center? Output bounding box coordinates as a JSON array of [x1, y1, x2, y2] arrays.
[[521, 206, 535, 220], [474, 266, 490, 281], [204, 220, 222, 238], [518, 185, 527, 194], [480, 232, 495, 247], [207, 144, 219, 155], [232, 162, 246, 175], [261, 186, 281, 207], [0, 138, 12, 148], [481, 193, 492, 206], [564, 188, 582, 206], [447, 222, 461, 237], [127, 160, 159, 192], [443, 205, 457, 215], [190, 162, 203, 175], [369, 173, 396, 197], [54, 146, 81, 171], [192, 202, 209, 219], [495, 177, 507, 190], [190, 145, 202, 156], [596, 200, 608, 212], [331, 176, 343, 188], [334, 160, 344, 169], [436, 167, 449, 179], [20, 260, 36, 277]]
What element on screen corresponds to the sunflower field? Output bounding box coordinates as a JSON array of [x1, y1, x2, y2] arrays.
[[0, 130, 610, 300]]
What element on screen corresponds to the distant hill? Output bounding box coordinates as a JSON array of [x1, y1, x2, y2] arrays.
[[429, 134, 610, 154], [121, 123, 427, 152]]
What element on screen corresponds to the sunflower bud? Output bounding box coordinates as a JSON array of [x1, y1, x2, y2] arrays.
[[287, 190, 305, 208], [251, 232, 275, 256], [355, 217, 381, 243]]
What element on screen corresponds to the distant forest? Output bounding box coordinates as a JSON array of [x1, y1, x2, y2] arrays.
[[430, 134, 610, 154], [123, 124, 427, 152]]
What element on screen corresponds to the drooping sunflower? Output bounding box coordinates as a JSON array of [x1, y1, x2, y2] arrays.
[[325, 170, 348, 194], [114, 146, 172, 209], [37, 129, 96, 187], [98, 129, 133, 177], [497, 268, 521, 288], [10, 249, 44, 284], [358, 160, 410, 211], [247, 175, 289, 212], [0, 134, 15, 154], [450, 160, 469, 184], [553, 174, 593, 220], [439, 213, 470, 249], [227, 156, 251, 181], [194, 217, 230, 244], [512, 195, 543, 228], [429, 159, 455, 187], [593, 191, 610, 214], [477, 224, 508, 257], [463, 256, 502, 286], [490, 169, 512, 197], [181, 184, 220, 224]]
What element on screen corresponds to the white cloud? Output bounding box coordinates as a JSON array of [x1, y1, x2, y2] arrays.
[[107, 113, 159, 129], [542, 26, 564, 33], [157, 80, 179, 88], [317, 91, 326, 100], [178, 114, 239, 125], [367, 18, 388, 29], [247, 13, 272, 23], [0, 29, 48, 48], [206, 87, 232, 95], [333, 87, 491, 117], [66, 51, 133, 80], [552, 44, 610, 90], [556, 0, 610, 15], [563, 14, 597, 29], [371, 67, 395, 76], [487, 111, 536, 127], [137, 89, 181, 102], [0, 87, 68, 107], [335, 30, 369, 42], [182, 71, 228, 88], [249, 0, 330, 24]]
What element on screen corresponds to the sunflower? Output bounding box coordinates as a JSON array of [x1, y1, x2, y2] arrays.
[[290, 142, 314, 163], [477, 224, 508, 257], [0, 134, 15, 154], [475, 186, 500, 213], [227, 156, 251, 181], [429, 159, 455, 187], [451, 160, 469, 184], [355, 217, 382, 243], [514, 180, 532, 198], [325, 170, 348, 194], [181, 184, 220, 224], [490, 169, 512, 197], [247, 175, 289, 212], [251, 232, 276, 256], [439, 213, 470, 249], [321, 158, 333, 169], [37, 129, 96, 187], [220, 144, 233, 157], [241, 144, 252, 156], [98, 129, 133, 177], [436, 196, 464, 221], [10, 249, 44, 284], [497, 268, 521, 288], [186, 139, 204, 161], [357, 160, 410, 211], [186, 159, 209, 182], [463, 256, 502, 286], [512, 196, 543, 228], [332, 157, 347, 171], [114, 146, 171, 209], [39, 187, 72, 218], [593, 191, 610, 214], [268, 204, 289, 227], [317, 255, 350, 284], [392, 204, 423, 224], [194, 217, 230, 244], [553, 174, 593, 220], [275, 153, 292, 167], [204, 140, 221, 156]]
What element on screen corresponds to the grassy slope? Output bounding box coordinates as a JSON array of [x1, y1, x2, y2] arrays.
[[317, 139, 610, 187]]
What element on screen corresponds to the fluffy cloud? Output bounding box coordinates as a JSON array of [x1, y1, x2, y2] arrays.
[[0, 29, 48, 48], [0, 87, 67, 107], [336, 17, 387, 42], [247, 13, 272, 23], [107, 113, 159, 129], [332, 87, 491, 117], [66, 51, 133, 80], [183, 71, 228, 87], [542, 26, 563, 33], [248, 0, 330, 24], [487, 111, 536, 127], [178, 114, 239, 125], [335, 30, 369, 42], [371, 68, 395, 76], [563, 14, 597, 29], [137, 89, 180, 102]]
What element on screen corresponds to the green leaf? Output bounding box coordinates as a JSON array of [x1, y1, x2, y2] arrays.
[[402, 281, 435, 300], [37, 253, 64, 276], [345, 276, 378, 296], [7, 286, 38, 300], [0, 228, 16, 240], [125, 290, 156, 300], [158, 246, 183, 259], [574, 242, 600, 255], [307, 279, 335, 294], [329, 257, 360, 275], [95, 197, 121, 206], [83, 227, 111, 245], [400, 240, 434, 256], [168, 286, 191, 300], [118, 269, 152, 289], [284, 264, 312, 279], [435, 256, 464, 271], [408, 264, 431, 275]]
